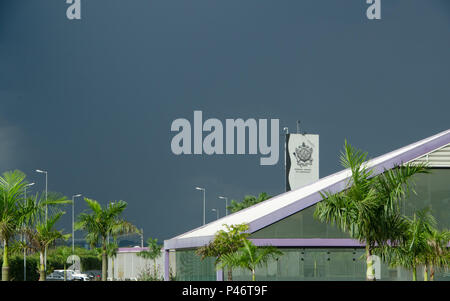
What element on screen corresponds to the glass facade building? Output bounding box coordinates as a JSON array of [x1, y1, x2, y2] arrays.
[[164, 131, 450, 281], [174, 169, 449, 281]]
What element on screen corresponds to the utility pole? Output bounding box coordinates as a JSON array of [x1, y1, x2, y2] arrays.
[[283, 127, 289, 191]]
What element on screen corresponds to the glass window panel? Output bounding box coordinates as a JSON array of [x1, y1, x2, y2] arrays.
[[251, 169, 450, 239], [174, 248, 449, 281], [175, 249, 215, 281]]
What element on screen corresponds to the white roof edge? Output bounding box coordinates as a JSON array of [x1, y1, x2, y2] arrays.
[[165, 129, 450, 246]]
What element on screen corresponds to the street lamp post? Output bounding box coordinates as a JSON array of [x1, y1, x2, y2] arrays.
[[72, 194, 82, 256], [218, 196, 228, 216], [283, 127, 289, 192], [195, 187, 206, 225], [212, 208, 219, 220], [23, 182, 35, 281], [35, 169, 48, 270]]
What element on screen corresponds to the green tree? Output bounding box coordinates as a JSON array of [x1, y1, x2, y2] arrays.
[[106, 241, 119, 280], [52, 246, 73, 281], [0, 170, 28, 281], [375, 208, 448, 281], [23, 212, 70, 281], [75, 198, 138, 281], [196, 223, 250, 281], [138, 237, 162, 279], [217, 240, 282, 281], [227, 193, 271, 213], [424, 228, 450, 281], [314, 141, 428, 280], [138, 238, 162, 280]]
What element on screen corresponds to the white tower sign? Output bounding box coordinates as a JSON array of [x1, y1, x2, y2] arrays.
[[285, 134, 319, 191]]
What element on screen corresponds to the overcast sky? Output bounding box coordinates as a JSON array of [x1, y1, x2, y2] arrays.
[[1, 0, 449, 242]]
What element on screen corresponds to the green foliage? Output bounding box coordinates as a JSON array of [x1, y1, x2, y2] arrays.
[[23, 211, 70, 280], [75, 198, 137, 248], [374, 208, 449, 280], [227, 193, 271, 213], [313, 141, 429, 280], [217, 240, 282, 281], [79, 255, 102, 271], [137, 265, 163, 281], [0, 170, 70, 281], [424, 227, 450, 279], [75, 198, 138, 281], [137, 238, 162, 280], [315, 141, 429, 248], [196, 224, 250, 262], [137, 266, 177, 281], [24, 212, 70, 253], [138, 238, 161, 260], [0, 170, 29, 280], [0, 247, 101, 281], [0, 170, 28, 242], [196, 223, 251, 280]]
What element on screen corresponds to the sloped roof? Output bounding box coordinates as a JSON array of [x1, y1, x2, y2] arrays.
[[164, 129, 450, 250]]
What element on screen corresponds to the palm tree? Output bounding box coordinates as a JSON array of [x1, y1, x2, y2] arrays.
[[52, 246, 73, 281], [0, 170, 28, 281], [24, 212, 70, 281], [138, 238, 162, 280], [75, 198, 138, 281], [424, 228, 450, 281], [217, 240, 282, 281], [196, 223, 250, 281], [20, 189, 70, 281], [375, 208, 436, 281], [227, 193, 271, 213], [314, 141, 428, 280], [106, 241, 119, 280]]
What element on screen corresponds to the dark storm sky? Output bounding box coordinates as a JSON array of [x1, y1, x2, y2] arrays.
[[1, 0, 450, 242]]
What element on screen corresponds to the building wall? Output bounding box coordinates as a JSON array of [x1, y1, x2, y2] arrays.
[[108, 248, 176, 280], [172, 168, 449, 281], [174, 248, 449, 281]]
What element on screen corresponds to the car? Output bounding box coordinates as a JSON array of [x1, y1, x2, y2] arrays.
[[46, 271, 65, 281], [84, 270, 102, 281], [50, 269, 89, 281], [72, 271, 90, 281]]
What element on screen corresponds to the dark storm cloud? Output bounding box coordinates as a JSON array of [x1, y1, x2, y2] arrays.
[[0, 0, 449, 241]]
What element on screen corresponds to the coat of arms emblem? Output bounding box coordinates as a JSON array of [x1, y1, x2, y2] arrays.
[[293, 142, 313, 167]]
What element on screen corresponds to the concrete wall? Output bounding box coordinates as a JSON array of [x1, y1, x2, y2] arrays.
[[107, 247, 175, 280]]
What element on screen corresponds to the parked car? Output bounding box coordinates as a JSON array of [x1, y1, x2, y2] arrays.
[[84, 270, 102, 281], [49, 269, 89, 281], [72, 271, 90, 281], [46, 271, 65, 281]]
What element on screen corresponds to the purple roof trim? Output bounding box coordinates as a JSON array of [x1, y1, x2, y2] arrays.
[[164, 130, 450, 250], [164, 249, 170, 281], [165, 237, 365, 249], [251, 238, 364, 247]]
